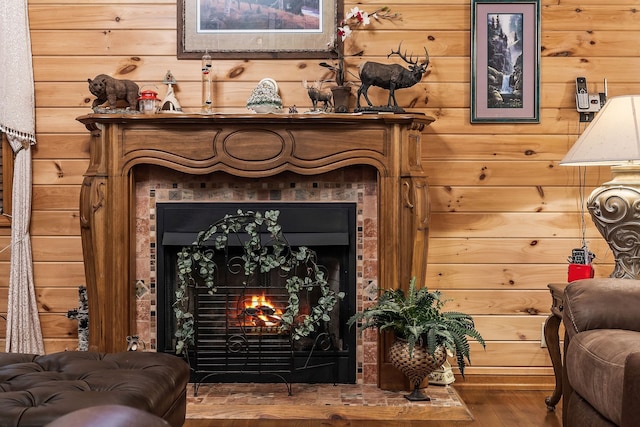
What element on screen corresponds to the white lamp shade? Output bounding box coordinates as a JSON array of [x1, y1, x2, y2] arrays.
[[560, 95, 640, 166]]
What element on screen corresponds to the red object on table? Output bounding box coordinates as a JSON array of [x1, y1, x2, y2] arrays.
[[568, 264, 594, 282]]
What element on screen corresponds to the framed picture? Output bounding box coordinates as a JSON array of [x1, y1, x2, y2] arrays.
[[471, 0, 540, 123], [178, 0, 341, 59]]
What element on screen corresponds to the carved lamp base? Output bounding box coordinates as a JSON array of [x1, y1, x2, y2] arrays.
[[588, 165, 640, 279]]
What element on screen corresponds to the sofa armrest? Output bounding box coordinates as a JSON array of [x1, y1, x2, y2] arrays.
[[621, 352, 640, 426], [563, 278, 640, 336]]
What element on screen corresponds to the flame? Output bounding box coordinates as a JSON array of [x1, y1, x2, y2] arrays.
[[249, 295, 267, 308], [243, 294, 282, 327]]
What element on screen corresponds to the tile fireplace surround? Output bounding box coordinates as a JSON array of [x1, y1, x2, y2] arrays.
[[138, 166, 375, 384], [77, 113, 434, 390]]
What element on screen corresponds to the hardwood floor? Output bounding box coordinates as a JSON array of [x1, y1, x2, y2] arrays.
[[454, 387, 563, 427]]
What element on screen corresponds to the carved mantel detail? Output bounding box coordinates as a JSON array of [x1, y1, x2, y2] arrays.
[[76, 113, 434, 389]]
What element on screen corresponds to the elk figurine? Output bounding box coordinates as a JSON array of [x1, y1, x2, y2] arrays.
[[303, 80, 333, 112], [356, 44, 429, 112]]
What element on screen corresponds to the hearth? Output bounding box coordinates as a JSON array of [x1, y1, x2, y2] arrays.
[[156, 202, 357, 386]]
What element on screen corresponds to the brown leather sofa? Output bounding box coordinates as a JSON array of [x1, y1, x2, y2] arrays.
[[0, 351, 190, 427], [562, 278, 640, 427]]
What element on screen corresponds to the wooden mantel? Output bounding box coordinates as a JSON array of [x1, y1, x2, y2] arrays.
[[76, 113, 434, 389]]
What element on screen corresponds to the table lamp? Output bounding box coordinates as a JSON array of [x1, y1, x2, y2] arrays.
[[560, 95, 640, 279]]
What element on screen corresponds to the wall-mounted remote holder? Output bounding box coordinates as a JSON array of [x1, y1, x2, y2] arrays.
[[575, 77, 607, 122]]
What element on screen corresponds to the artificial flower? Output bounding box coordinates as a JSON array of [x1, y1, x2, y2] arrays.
[[338, 6, 400, 40], [337, 25, 352, 42], [346, 7, 371, 25]]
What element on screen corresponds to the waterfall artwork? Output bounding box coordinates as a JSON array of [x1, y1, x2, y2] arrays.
[[486, 13, 523, 109], [471, 0, 540, 123]]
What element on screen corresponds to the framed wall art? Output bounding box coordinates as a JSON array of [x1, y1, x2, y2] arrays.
[[471, 0, 540, 123], [178, 0, 341, 59]]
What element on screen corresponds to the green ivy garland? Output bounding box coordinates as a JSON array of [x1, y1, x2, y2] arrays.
[[173, 209, 344, 355]]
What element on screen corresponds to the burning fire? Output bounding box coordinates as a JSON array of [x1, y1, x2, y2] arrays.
[[241, 294, 283, 327]]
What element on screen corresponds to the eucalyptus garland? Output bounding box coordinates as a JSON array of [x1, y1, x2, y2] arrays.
[[173, 209, 344, 355]]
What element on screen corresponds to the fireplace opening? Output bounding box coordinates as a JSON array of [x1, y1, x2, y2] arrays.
[[156, 202, 357, 385]]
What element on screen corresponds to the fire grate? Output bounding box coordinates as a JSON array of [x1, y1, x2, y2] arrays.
[[193, 284, 293, 373], [189, 270, 344, 396]]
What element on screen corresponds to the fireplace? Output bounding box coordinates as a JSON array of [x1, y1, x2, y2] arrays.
[[156, 202, 357, 385], [77, 113, 434, 390]]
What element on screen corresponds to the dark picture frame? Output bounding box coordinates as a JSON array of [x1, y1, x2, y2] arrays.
[[178, 0, 341, 59], [471, 0, 540, 123]]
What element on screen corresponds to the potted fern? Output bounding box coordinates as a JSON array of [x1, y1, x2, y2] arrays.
[[347, 277, 485, 400]]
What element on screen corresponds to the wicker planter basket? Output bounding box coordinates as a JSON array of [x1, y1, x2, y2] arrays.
[[389, 339, 447, 401]]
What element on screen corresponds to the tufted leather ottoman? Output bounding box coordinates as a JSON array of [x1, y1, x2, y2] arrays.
[[0, 351, 190, 427]]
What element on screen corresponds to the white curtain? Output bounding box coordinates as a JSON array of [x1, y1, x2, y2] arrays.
[[0, 0, 45, 354]]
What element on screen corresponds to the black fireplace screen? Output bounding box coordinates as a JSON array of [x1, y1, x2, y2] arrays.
[[156, 203, 357, 389]]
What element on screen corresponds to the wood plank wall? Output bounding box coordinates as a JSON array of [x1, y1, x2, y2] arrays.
[[0, 0, 635, 386]]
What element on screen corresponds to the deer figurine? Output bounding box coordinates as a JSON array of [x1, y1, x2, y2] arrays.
[[356, 44, 430, 112], [303, 80, 333, 112]]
